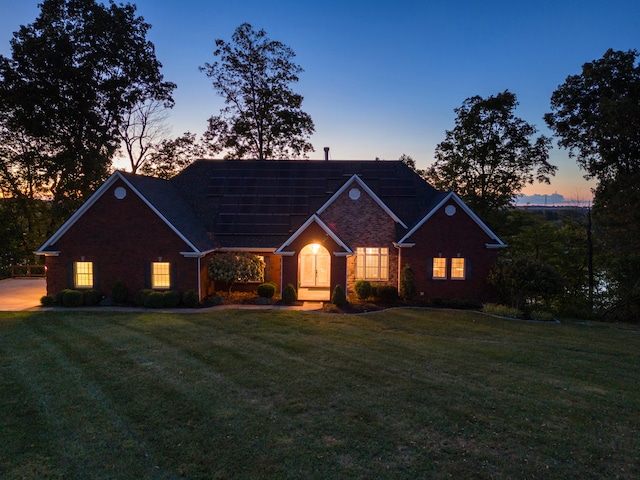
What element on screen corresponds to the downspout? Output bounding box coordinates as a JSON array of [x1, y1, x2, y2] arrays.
[[279, 257, 284, 298], [396, 243, 402, 292], [198, 256, 202, 301]]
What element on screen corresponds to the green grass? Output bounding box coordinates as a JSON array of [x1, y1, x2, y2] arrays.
[[1, 309, 639, 479]]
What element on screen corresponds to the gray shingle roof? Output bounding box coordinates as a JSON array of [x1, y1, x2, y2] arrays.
[[168, 159, 444, 249], [120, 172, 215, 252]]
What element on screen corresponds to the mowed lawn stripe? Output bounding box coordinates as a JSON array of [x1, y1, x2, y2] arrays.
[[1, 309, 639, 479], [0, 314, 160, 478]]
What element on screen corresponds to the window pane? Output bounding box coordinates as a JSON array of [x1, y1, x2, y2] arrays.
[[433, 258, 446, 279], [75, 262, 93, 288], [451, 258, 466, 279], [152, 262, 171, 289], [356, 247, 388, 280]]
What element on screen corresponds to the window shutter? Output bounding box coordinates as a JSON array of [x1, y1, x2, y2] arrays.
[[170, 263, 177, 290], [93, 262, 100, 290], [144, 263, 151, 289], [67, 263, 74, 288], [466, 258, 473, 279], [426, 258, 433, 280]]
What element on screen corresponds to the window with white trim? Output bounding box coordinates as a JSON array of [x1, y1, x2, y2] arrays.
[[151, 262, 171, 289], [432, 258, 447, 279], [74, 261, 94, 288], [451, 258, 466, 279], [356, 247, 389, 280]]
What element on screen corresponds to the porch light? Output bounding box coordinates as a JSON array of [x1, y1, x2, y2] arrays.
[[310, 243, 321, 254]]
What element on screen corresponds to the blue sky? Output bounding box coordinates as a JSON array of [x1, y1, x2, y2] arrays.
[[1, 0, 638, 202]]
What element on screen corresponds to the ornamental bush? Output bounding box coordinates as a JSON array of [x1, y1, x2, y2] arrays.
[[134, 289, 154, 307], [40, 295, 55, 306], [282, 283, 297, 305], [144, 291, 165, 308], [163, 290, 181, 308], [331, 284, 347, 307], [208, 295, 224, 306], [83, 289, 102, 306], [257, 282, 276, 299], [373, 285, 399, 303], [62, 289, 84, 307], [400, 265, 417, 301], [53, 288, 71, 306], [354, 280, 372, 300], [182, 290, 199, 308]]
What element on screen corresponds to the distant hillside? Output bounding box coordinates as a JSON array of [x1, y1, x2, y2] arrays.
[[516, 193, 590, 207]]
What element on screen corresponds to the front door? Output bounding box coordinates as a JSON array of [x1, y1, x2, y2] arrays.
[[298, 243, 331, 300]]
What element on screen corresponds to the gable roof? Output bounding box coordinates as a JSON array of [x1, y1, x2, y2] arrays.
[[397, 191, 505, 247], [316, 174, 407, 228], [170, 159, 442, 249], [274, 214, 354, 255], [36, 171, 214, 255], [38, 160, 504, 255]]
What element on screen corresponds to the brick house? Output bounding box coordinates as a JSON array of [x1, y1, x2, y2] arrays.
[[36, 159, 504, 304]]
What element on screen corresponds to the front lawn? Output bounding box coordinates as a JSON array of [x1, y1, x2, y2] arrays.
[[1, 309, 638, 478]]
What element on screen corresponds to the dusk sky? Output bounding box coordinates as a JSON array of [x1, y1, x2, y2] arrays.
[[1, 0, 638, 202]]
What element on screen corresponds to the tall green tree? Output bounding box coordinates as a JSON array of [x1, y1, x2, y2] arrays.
[[545, 49, 640, 321], [0, 118, 53, 271], [545, 49, 640, 183], [0, 0, 175, 213], [425, 90, 555, 218], [497, 208, 593, 317], [140, 132, 208, 179], [200, 23, 315, 160]]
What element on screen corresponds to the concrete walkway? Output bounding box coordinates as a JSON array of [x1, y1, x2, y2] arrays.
[[0, 278, 47, 311], [0, 278, 324, 312]]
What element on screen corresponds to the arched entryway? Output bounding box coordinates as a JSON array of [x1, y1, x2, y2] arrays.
[[298, 243, 331, 301]]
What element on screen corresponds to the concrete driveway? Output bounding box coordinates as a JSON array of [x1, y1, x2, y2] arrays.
[[0, 278, 46, 311]]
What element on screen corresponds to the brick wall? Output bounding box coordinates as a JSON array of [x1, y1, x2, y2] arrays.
[[45, 178, 199, 300], [319, 184, 399, 294], [401, 201, 499, 304]]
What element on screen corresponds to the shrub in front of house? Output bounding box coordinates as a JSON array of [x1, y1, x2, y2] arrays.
[[209, 295, 224, 306], [373, 285, 399, 303], [482, 303, 521, 318], [144, 291, 165, 308], [331, 284, 347, 307], [83, 289, 102, 306], [163, 290, 181, 308], [134, 289, 154, 307], [257, 282, 276, 299], [62, 289, 84, 307], [54, 290, 67, 306], [182, 290, 199, 308], [111, 280, 128, 304], [354, 280, 372, 300], [400, 265, 417, 301], [282, 283, 297, 305], [40, 295, 55, 306]]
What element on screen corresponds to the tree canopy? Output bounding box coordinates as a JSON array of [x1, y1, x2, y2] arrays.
[[200, 23, 314, 160], [0, 0, 175, 208], [425, 91, 555, 218], [546, 49, 640, 321], [545, 49, 640, 184]]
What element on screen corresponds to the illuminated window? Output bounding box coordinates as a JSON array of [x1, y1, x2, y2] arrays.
[[74, 261, 93, 288], [152, 262, 171, 289], [451, 258, 466, 279], [432, 258, 447, 279], [356, 247, 389, 280]]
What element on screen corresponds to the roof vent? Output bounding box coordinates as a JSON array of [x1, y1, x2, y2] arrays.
[[324, 147, 330, 161]]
